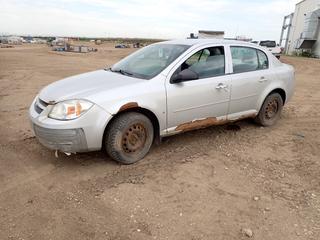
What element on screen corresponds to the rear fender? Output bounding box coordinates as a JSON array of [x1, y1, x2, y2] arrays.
[[256, 84, 286, 112]]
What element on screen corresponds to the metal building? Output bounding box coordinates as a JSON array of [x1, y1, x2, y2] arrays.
[[280, 0, 320, 57]]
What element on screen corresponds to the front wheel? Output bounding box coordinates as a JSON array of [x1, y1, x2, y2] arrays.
[[105, 112, 154, 164], [255, 93, 283, 126]]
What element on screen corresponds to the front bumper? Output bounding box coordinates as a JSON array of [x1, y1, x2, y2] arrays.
[[29, 97, 112, 153], [33, 124, 88, 152]]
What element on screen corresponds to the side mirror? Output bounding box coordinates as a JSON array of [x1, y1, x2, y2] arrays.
[[170, 69, 199, 83]]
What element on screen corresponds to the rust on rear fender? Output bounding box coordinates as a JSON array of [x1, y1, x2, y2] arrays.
[[118, 102, 139, 113]]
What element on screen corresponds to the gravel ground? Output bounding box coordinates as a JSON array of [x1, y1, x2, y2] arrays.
[[0, 43, 319, 240]]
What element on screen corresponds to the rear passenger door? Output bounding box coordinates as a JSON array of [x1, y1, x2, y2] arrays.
[[227, 46, 273, 119]]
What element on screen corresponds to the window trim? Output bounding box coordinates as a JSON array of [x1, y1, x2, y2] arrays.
[[256, 49, 269, 70], [230, 46, 269, 74], [170, 45, 227, 83]]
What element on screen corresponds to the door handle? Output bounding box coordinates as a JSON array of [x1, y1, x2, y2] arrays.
[[259, 76, 268, 82], [216, 83, 227, 89]]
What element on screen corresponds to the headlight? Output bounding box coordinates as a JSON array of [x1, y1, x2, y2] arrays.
[[48, 100, 93, 120]]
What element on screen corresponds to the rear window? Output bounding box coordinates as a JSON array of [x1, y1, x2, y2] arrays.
[[231, 46, 269, 74], [231, 47, 258, 73], [259, 41, 276, 48]]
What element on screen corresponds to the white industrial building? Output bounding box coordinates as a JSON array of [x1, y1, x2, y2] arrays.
[[0, 36, 23, 45], [188, 30, 225, 39], [280, 0, 320, 57], [198, 30, 225, 39]]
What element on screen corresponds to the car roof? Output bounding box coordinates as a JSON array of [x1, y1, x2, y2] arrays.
[[157, 39, 257, 47]]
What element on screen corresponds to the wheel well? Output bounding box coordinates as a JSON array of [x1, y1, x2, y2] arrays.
[[102, 107, 161, 149], [269, 88, 286, 104]]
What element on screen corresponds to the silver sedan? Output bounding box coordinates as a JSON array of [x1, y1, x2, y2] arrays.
[[29, 39, 295, 164]]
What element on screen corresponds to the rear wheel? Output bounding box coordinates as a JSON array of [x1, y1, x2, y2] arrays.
[[255, 93, 283, 126], [105, 112, 154, 164]]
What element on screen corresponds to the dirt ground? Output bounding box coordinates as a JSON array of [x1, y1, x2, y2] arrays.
[[0, 43, 319, 240]]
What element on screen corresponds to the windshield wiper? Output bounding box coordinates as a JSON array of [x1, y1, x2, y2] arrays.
[[109, 68, 133, 76]]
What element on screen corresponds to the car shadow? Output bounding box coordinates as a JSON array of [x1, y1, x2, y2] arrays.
[[24, 118, 258, 168]]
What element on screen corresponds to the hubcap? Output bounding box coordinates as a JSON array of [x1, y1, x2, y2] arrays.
[[265, 99, 278, 119], [122, 123, 147, 154]]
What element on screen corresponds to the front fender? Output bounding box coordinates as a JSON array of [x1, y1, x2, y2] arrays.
[[88, 76, 167, 135]]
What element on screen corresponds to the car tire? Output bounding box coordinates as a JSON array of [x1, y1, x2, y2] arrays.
[[105, 112, 154, 164], [255, 93, 283, 127]]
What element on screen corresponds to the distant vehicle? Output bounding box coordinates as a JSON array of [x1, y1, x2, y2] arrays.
[[30, 39, 295, 164], [115, 44, 129, 48], [253, 40, 282, 59]]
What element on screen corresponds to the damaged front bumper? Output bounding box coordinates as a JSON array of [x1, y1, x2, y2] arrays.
[[32, 124, 88, 153], [29, 96, 112, 153]]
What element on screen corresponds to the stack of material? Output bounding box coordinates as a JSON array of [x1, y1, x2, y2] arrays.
[[0, 45, 14, 48], [52, 44, 97, 53]]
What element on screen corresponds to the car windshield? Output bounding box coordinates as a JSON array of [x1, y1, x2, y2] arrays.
[[110, 44, 190, 80], [259, 41, 276, 48]]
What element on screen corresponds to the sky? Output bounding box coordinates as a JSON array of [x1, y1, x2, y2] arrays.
[[0, 0, 301, 41]]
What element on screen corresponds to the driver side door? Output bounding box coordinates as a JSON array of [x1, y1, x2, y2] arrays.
[[165, 45, 231, 133]]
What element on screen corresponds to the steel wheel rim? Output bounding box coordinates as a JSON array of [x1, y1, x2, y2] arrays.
[[122, 123, 147, 154], [265, 99, 278, 119]]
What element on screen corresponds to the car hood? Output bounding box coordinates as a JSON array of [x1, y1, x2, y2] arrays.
[[39, 70, 142, 103]]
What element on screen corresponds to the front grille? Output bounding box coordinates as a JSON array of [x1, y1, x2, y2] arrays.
[[34, 98, 48, 114], [38, 98, 48, 107], [34, 103, 43, 114]]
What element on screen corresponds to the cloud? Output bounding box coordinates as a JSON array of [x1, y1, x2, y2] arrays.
[[0, 0, 300, 40]]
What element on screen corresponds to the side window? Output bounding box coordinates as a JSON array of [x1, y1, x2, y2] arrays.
[[179, 46, 225, 79], [257, 50, 268, 69], [231, 47, 259, 74], [185, 49, 210, 66]]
